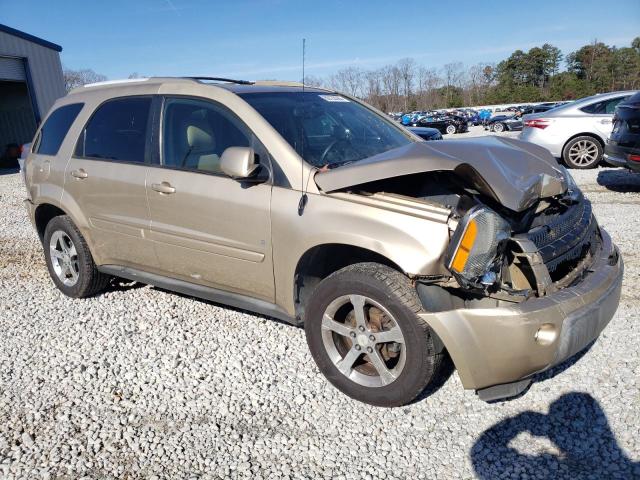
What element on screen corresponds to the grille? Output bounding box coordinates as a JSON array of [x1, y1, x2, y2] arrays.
[[526, 198, 598, 278]]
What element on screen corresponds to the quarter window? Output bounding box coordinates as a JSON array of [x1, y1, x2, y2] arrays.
[[162, 97, 257, 174], [580, 96, 631, 115], [35, 103, 83, 155], [75, 97, 151, 163]]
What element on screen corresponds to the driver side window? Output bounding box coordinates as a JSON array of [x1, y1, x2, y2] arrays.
[[162, 97, 260, 175]]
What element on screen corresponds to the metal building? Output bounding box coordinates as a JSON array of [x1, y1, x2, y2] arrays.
[[0, 24, 65, 149]]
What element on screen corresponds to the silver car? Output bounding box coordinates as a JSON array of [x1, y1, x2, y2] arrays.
[[520, 91, 636, 168]]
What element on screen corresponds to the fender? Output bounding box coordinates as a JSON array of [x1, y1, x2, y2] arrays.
[[270, 187, 452, 315]]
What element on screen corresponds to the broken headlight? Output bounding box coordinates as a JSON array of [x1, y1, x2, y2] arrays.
[[445, 206, 511, 287]]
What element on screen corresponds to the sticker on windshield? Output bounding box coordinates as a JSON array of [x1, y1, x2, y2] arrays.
[[319, 95, 350, 102]]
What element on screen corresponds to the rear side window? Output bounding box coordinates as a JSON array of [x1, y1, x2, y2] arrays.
[[75, 97, 151, 163], [35, 103, 83, 155], [580, 96, 630, 115]]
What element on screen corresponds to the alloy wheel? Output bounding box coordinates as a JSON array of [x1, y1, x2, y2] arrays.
[[321, 294, 406, 388], [568, 139, 599, 167], [49, 230, 80, 287]]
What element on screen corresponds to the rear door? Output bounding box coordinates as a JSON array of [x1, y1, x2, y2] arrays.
[[62, 96, 157, 268], [146, 96, 274, 301], [27, 103, 83, 201], [582, 95, 633, 139]]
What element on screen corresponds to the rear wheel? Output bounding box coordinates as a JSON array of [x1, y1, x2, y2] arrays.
[[563, 136, 602, 169], [304, 263, 443, 407], [493, 122, 505, 133], [445, 124, 457, 135], [43, 215, 110, 298]]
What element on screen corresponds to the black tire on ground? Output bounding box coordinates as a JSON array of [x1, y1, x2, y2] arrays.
[[493, 122, 505, 133], [562, 135, 603, 169], [304, 262, 443, 407], [43, 215, 110, 298], [445, 124, 457, 134]]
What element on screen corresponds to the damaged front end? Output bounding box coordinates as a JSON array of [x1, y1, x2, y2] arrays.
[[442, 172, 601, 304], [315, 138, 622, 400]]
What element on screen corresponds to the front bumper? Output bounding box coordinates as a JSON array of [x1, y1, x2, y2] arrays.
[[418, 229, 622, 394]]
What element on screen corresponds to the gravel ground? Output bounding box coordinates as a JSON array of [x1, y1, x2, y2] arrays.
[[1, 163, 639, 479]]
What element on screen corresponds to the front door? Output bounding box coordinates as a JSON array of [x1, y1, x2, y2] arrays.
[[63, 96, 157, 268], [146, 96, 274, 301]]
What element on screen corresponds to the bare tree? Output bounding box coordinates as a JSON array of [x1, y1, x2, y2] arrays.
[[63, 67, 107, 92], [303, 75, 325, 87], [416, 67, 440, 109], [380, 65, 402, 111], [441, 62, 464, 107], [396, 58, 416, 111], [363, 69, 384, 110], [329, 67, 364, 98]]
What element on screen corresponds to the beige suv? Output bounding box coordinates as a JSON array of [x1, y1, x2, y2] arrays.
[[23, 77, 623, 406]]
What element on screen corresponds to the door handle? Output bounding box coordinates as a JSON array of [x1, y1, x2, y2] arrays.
[[600, 118, 612, 124], [151, 182, 176, 194], [71, 168, 88, 179]]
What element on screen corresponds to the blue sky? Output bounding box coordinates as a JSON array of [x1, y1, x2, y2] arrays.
[[1, 0, 639, 80]]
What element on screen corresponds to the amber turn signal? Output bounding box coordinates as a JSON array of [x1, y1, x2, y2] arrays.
[[451, 219, 477, 273]]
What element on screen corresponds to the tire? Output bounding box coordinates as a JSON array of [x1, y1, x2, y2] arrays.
[[493, 122, 505, 133], [304, 262, 443, 407], [43, 215, 110, 298], [562, 136, 603, 169], [445, 124, 457, 135]]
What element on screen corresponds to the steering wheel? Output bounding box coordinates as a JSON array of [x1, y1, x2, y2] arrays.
[[320, 138, 350, 165]]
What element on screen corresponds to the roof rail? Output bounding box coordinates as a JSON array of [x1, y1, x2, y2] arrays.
[[254, 80, 304, 87], [84, 78, 150, 88], [186, 76, 254, 85]]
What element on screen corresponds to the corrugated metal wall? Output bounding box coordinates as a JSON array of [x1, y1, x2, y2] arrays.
[[0, 56, 26, 81], [0, 30, 65, 119]]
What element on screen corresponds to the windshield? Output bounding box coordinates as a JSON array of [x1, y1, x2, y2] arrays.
[[239, 91, 413, 168]]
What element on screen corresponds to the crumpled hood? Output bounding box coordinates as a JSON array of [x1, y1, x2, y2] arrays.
[[314, 136, 568, 212]]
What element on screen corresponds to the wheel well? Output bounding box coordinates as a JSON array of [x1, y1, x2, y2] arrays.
[[34, 204, 66, 241], [562, 132, 604, 158], [293, 244, 402, 322]]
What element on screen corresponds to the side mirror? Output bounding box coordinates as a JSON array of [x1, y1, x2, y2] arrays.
[[220, 147, 259, 179]]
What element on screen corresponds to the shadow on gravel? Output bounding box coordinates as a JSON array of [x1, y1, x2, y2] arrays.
[[0, 167, 20, 175], [597, 168, 640, 193], [471, 392, 640, 479]]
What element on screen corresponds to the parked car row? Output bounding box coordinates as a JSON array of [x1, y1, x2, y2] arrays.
[[398, 110, 472, 134], [409, 113, 469, 134], [486, 104, 555, 133]]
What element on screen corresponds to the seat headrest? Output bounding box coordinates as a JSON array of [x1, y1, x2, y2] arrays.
[[186, 123, 215, 151]]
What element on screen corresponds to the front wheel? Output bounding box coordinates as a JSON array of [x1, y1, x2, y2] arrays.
[[304, 263, 443, 407], [445, 124, 457, 135]]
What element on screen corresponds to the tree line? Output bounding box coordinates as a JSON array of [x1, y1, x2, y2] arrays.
[[304, 37, 640, 112], [63, 37, 640, 112]]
